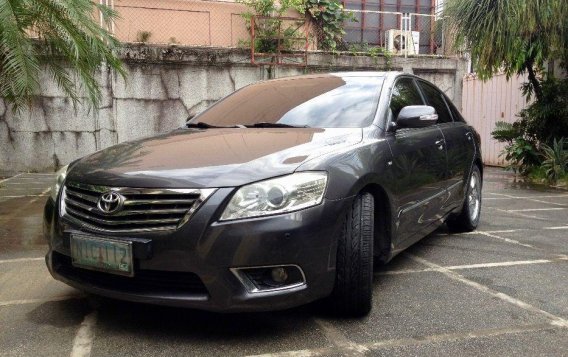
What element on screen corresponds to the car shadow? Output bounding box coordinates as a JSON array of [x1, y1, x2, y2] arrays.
[[26, 229, 448, 340], [94, 296, 325, 344]]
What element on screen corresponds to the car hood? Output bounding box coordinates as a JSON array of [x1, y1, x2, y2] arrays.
[[66, 128, 363, 188]]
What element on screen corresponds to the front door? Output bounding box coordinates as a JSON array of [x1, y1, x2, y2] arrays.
[[417, 80, 476, 211], [385, 77, 448, 245]]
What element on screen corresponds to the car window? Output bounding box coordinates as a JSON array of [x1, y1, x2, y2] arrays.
[[418, 81, 453, 124], [389, 78, 424, 120], [192, 76, 384, 128], [445, 96, 466, 123]]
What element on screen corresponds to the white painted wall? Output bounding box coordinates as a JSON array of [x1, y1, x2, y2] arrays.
[[461, 73, 531, 166]]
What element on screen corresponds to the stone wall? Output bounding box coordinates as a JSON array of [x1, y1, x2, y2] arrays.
[[0, 45, 468, 173]]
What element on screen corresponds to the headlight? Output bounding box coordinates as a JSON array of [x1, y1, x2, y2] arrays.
[[220, 172, 328, 221], [50, 165, 68, 201]]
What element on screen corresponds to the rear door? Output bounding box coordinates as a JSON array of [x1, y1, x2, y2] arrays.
[[385, 77, 448, 245], [417, 80, 476, 211]]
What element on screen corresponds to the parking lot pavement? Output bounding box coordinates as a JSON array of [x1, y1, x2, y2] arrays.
[[0, 167, 567, 356]]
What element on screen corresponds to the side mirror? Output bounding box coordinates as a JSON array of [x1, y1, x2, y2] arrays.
[[395, 105, 438, 129]]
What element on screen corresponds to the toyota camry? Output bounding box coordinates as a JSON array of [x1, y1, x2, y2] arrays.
[[44, 72, 483, 316]]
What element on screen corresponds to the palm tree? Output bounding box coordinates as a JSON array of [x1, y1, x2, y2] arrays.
[[444, 0, 568, 101], [0, 0, 124, 112]]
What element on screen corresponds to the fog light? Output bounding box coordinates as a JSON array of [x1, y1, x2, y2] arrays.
[[231, 265, 306, 293], [271, 267, 288, 283]]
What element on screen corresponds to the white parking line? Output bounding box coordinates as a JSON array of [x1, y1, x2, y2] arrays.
[[0, 257, 44, 264], [487, 193, 568, 200], [406, 253, 568, 328], [0, 188, 50, 222], [544, 226, 568, 230], [20, 173, 57, 176], [314, 318, 368, 354], [475, 231, 536, 249], [3, 182, 53, 185], [364, 323, 560, 350], [526, 198, 568, 207], [508, 208, 566, 212], [0, 173, 23, 184], [486, 192, 568, 207], [0, 295, 83, 307], [463, 229, 521, 234], [247, 323, 560, 357], [70, 311, 98, 357], [30, 188, 51, 202], [445, 258, 568, 270], [377, 257, 568, 276], [486, 207, 544, 220]]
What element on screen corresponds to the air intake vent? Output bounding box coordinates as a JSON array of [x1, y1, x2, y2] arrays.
[[61, 182, 215, 233]]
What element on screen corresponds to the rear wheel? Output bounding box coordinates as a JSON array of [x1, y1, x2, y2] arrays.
[[447, 165, 482, 232], [329, 193, 374, 317]]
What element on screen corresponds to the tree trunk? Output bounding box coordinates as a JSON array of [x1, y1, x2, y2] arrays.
[[526, 61, 543, 102]]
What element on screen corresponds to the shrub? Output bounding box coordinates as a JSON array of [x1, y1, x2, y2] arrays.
[[540, 138, 568, 183], [492, 77, 568, 182], [136, 31, 152, 43], [517, 77, 568, 144], [499, 138, 540, 175]]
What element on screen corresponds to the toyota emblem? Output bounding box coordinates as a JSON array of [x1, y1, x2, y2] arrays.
[[97, 191, 124, 214]]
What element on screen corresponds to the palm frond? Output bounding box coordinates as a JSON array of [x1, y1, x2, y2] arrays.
[[0, 0, 124, 112], [491, 121, 519, 143]]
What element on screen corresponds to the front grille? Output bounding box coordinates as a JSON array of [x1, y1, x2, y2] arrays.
[[61, 181, 215, 233], [53, 252, 208, 296]]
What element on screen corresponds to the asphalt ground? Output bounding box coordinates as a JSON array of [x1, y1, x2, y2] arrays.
[[0, 167, 567, 356]]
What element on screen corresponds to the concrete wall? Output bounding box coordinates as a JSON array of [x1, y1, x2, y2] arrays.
[[0, 45, 467, 173]]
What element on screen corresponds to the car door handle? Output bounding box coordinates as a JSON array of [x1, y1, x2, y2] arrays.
[[435, 139, 445, 150]]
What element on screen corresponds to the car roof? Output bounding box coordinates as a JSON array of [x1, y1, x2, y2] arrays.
[[265, 71, 406, 83]]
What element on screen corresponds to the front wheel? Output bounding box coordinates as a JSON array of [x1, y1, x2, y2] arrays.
[[447, 165, 482, 232], [329, 193, 374, 317]]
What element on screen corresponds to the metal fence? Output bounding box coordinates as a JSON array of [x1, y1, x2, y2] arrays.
[[250, 16, 310, 66], [103, 0, 451, 61], [342, 9, 448, 56]]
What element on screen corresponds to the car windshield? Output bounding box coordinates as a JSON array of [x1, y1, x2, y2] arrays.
[[190, 75, 384, 128]]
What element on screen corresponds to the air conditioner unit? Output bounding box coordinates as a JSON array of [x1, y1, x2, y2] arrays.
[[386, 29, 420, 55]]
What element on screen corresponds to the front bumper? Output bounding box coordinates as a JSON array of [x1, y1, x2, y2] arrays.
[[44, 188, 350, 312]]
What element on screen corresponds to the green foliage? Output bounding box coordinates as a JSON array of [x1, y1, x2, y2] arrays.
[[526, 165, 548, 185], [136, 31, 152, 43], [238, 0, 305, 54], [0, 0, 125, 112], [540, 138, 568, 183], [305, 0, 355, 51], [491, 121, 519, 144], [499, 138, 540, 176], [238, 0, 355, 53], [492, 121, 537, 175], [517, 77, 568, 143], [343, 42, 392, 69], [444, 0, 568, 100]]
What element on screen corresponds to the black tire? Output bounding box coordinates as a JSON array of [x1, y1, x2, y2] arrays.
[[329, 192, 374, 317], [447, 165, 482, 232]]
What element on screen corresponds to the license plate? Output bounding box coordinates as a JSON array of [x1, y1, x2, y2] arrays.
[[70, 234, 134, 276]]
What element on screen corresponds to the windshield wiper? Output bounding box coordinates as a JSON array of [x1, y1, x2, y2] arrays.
[[186, 121, 309, 129], [247, 122, 309, 128], [186, 122, 238, 129]]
